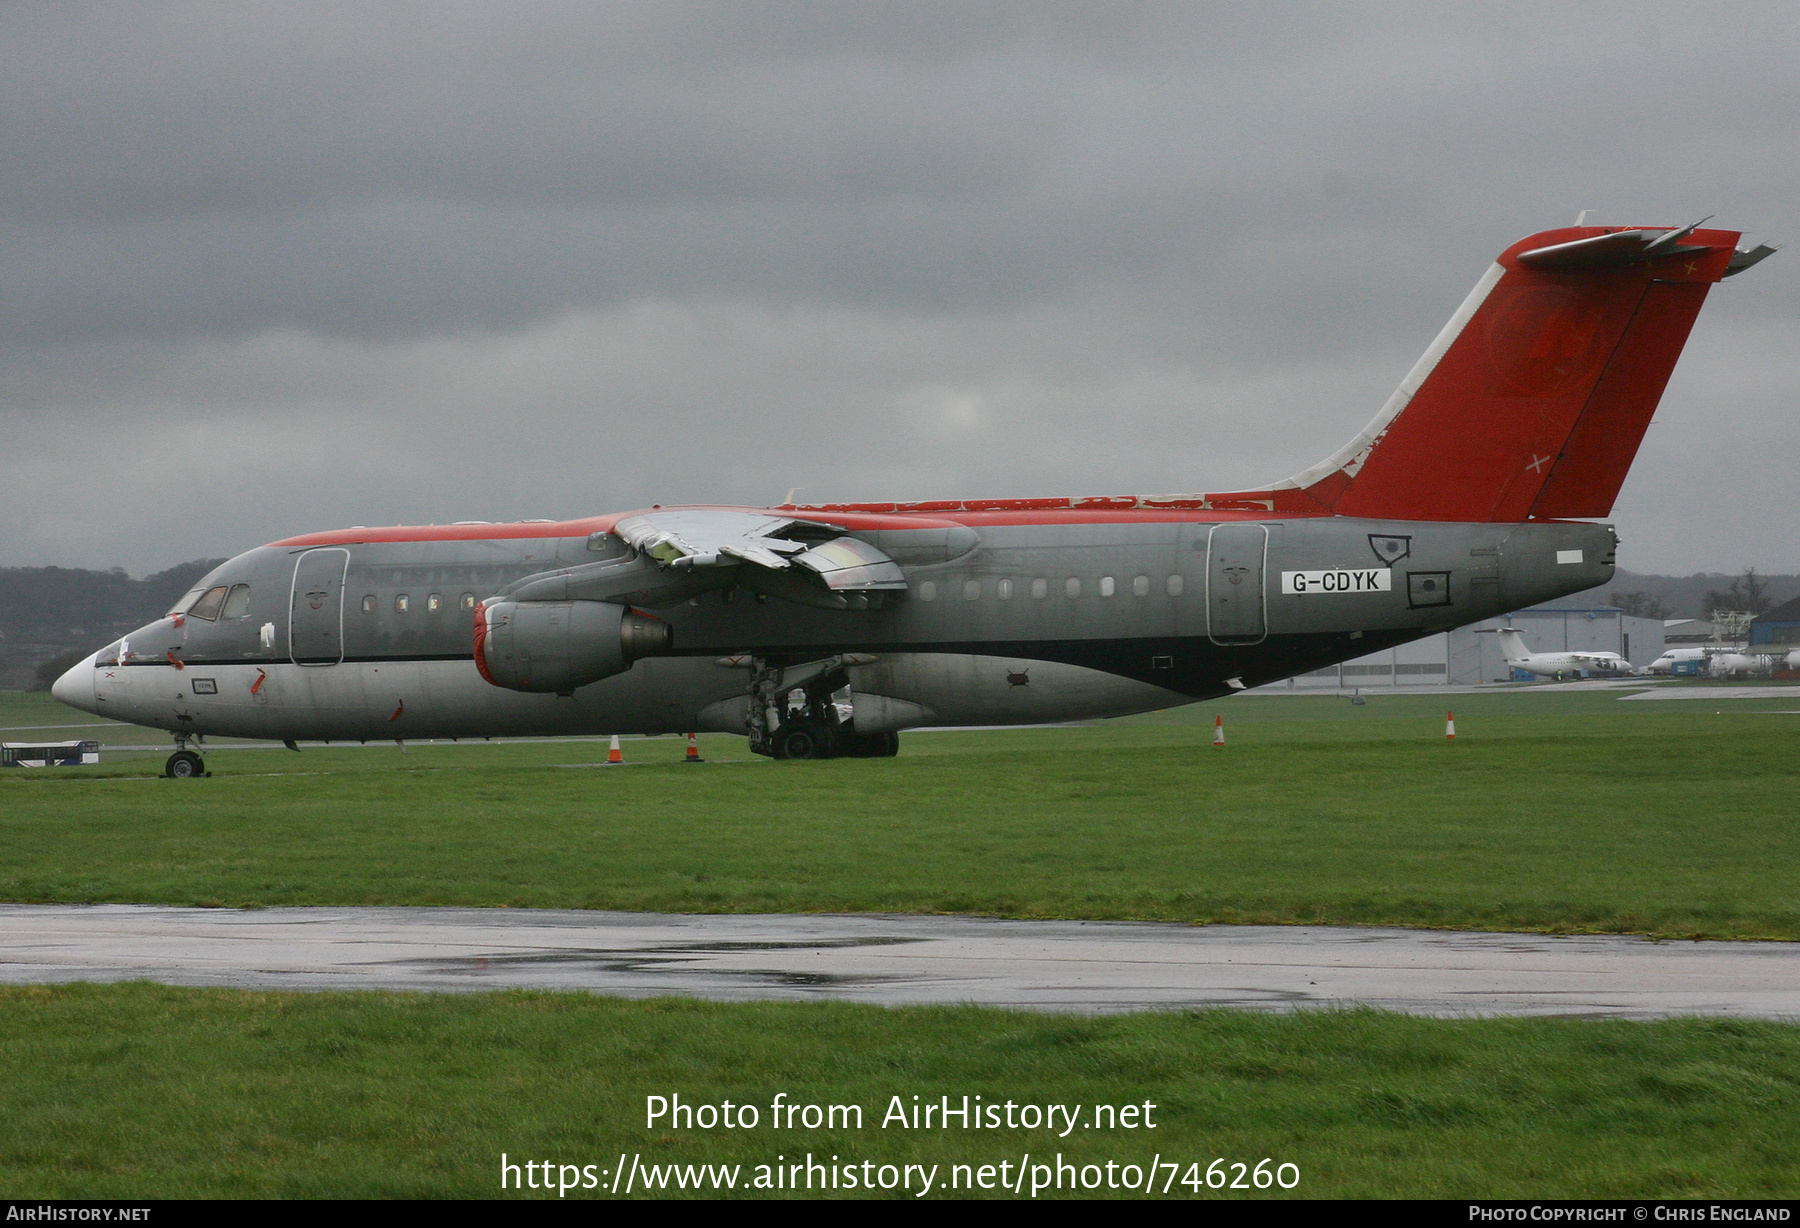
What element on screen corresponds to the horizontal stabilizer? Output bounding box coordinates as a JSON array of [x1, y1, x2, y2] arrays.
[[1516, 221, 1712, 269], [1725, 243, 1778, 277]]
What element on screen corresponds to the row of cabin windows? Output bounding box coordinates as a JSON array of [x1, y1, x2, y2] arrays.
[[178, 584, 252, 622], [361, 592, 479, 615], [914, 574, 1185, 602]]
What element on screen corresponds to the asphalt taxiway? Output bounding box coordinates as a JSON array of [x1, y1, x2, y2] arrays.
[[2, 905, 1796, 1019]]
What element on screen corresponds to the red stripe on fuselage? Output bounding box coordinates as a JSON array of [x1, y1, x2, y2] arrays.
[[266, 502, 1333, 550]]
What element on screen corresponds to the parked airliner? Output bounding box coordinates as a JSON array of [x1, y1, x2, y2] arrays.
[[1496, 628, 1633, 680], [54, 221, 1774, 774]]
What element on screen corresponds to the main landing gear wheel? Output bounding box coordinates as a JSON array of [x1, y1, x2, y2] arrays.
[[771, 721, 840, 760], [164, 750, 206, 778]]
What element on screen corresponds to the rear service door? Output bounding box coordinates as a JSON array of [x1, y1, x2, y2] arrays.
[[1206, 524, 1268, 645], [290, 548, 350, 665]]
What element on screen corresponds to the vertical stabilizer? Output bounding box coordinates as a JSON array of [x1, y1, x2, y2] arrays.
[[1260, 224, 1765, 522], [1496, 628, 1531, 665]]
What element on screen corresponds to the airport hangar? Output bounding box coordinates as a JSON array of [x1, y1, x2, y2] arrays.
[[1750, 596, 1800, 649], [1276, 604, 1666, 690]]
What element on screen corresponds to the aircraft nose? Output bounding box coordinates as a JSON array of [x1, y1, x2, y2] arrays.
[[51, 655, 97, 714]]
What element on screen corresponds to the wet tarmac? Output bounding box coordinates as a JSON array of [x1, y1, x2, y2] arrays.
[[3, 905, 1798, 1019]]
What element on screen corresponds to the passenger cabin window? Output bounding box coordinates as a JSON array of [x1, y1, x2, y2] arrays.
[[1166, 574, 1184, 597], [1099, 576, 1116, 597], [362, 595, 377, 614], [1031, 578, 1047, 599], [1064, 577, 1081, 599], [395, 594, 410, 613], [187, 586, 228, 621], [427, 593, 443, 612], [918, 581, 937, 602], [221, 584, 252, 619], [963, 580, 981, 600], [996, 578, 1013, 600], [1133, 575, 1150, 597], [460, 593, 476, 612]]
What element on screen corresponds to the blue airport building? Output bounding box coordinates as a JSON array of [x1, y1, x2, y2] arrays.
[[1749, 595, 1800, 648]]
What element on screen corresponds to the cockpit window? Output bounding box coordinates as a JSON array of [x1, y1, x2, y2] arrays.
[[187, 586, 229, 621], [93, 641, 121, 667], [221, 584, 252, 620], [168, 588, 206, 617]]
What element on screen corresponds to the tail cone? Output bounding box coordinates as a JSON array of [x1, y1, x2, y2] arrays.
[[1212, 715, 1226, 748], [606, 734, 623, 765]]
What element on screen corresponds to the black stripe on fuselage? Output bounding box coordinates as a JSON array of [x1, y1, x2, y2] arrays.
[[127, 628, 1429, 697]]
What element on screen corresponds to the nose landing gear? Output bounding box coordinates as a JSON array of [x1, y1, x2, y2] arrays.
[[164, 733, 208, 778]]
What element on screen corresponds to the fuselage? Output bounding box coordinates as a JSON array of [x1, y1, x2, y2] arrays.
[[1504, 653, 1634, 679], [56, 508, 1615, 741]]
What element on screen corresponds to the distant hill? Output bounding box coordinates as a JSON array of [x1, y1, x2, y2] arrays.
[[1568, 570, 1800, 620], [0, 560, 224, 689]]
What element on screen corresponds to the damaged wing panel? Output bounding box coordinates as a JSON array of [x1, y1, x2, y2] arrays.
[[612, 508, 907, 607]]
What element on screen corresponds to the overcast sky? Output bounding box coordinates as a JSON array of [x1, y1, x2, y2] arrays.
[[3, 2, 1797, 576]]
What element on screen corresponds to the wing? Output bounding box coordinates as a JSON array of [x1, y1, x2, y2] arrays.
[[495, 508, 909, 611]]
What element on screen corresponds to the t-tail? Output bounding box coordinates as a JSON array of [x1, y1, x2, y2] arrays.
[[1245, 221, 1776, 522], [1496, 627, 1533, 665]]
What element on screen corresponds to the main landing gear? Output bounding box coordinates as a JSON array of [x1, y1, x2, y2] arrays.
[[748, 657, 901, 761], [770, 721, 899, 760], [164, 734, 207, 778]]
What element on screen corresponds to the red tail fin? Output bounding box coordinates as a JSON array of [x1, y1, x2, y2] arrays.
[[1265, 223, 1766, 522]]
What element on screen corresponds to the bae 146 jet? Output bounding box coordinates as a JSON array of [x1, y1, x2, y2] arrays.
[[1495, 627, 1634, 680], [54, 220, 1775, 776]]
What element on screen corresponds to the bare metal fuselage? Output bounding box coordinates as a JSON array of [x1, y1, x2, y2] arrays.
[[65, 513, 1613, 742]]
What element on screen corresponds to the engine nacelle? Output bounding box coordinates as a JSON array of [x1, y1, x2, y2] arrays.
[[475, 600, 671, 694]]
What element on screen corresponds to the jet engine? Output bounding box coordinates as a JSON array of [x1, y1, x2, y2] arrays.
[[475, 600, 671, 694]]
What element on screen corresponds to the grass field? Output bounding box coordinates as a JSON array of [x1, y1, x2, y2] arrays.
[[2, 686, 1798, 937], [4, 983, 1800, 1199], [5, 686, 1800, 1200]]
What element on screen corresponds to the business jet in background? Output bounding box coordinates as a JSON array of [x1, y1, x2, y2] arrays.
[[53, 221, 1775, 776], [1497, 628, 1634, 680]]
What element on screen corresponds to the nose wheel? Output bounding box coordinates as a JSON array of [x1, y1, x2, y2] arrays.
[[164, 750, 207, 778]]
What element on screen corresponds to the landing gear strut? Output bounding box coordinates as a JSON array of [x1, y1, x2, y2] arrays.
[[747, 657, 900, 760], [164, 733, 207, 778]]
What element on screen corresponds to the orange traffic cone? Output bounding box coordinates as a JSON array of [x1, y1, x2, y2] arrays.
[[683, 732, 704, 763], [606, 734, 623, 764], [1445, 711, 1457, 740], [1212, 714, 1226, 748]]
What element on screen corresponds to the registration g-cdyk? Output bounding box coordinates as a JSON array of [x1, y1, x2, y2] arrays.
[[1281, 568, 1392, 594]]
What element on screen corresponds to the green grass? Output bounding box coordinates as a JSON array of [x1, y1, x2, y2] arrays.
[[3, 983, 1799, 1199], [3, 688, 1799, 937]]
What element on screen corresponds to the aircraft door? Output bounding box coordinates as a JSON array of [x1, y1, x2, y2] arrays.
[[1206, 523, 1268, 645], [289, 548, 350, 665]]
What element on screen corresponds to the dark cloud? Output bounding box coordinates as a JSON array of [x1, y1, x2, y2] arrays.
[[1, 2, 1797, 573]]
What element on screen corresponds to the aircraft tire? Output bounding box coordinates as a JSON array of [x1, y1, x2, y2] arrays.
[[774, 721, 839, 760], [164, 751, 206, 779]]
